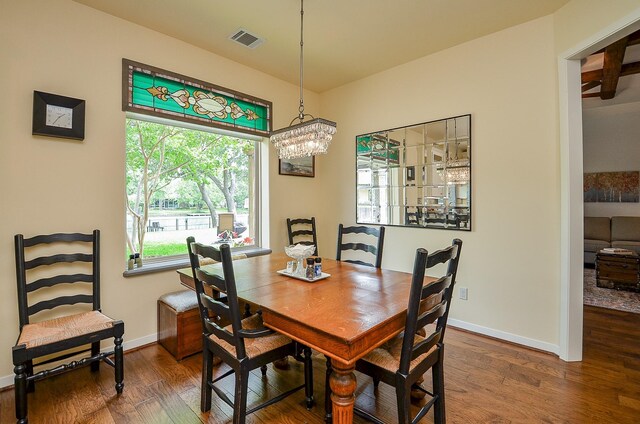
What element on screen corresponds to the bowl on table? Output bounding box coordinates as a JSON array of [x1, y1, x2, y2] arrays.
[[284, 244, 316, 276]]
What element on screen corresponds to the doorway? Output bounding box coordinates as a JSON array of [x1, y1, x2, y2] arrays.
[[559, 14, 640, 361]]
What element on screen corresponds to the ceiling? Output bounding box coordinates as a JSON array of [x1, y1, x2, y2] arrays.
[[73, 0, 569, 93]]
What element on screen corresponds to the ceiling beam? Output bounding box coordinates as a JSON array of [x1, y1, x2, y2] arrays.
[[582, 61, 640, 83], [627, 29, 640, 46], [581, 69, 603, 83], [621, 61, 640, 77], [581, 81, 601, 92], [600, 36, 628, 99]]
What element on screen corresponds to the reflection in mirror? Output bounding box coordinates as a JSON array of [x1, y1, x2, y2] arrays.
[[356, 114, 471, 230]]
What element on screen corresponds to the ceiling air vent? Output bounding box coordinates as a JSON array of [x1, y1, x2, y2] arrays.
[[229, 28, 264, 49]]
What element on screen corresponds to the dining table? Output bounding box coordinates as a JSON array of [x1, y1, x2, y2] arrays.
[[177, 252, 435, 424]]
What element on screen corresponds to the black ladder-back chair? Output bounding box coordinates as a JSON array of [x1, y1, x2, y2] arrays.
[[287, 217, 318, 256], [336, 224, 386, 268], [324, 224, 387, 421], [352, 239, 462, 424], [13, 230, 124, 424], [186, 237, 314, 424]]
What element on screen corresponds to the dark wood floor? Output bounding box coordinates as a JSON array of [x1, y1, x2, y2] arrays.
[[1, 305, 639, 423]]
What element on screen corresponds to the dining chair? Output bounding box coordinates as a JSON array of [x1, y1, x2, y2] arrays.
[[186, 237, 314, 423], [336, 224, 386, 268], [323, 224, 387, 421], [13, 230, 124, 424], [353, 238, 463, 424], [287, 217, 318, 255]]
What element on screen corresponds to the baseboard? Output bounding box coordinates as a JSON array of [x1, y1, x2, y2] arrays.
[[448, 318, 560, 356], [0, 333, 158, 390]]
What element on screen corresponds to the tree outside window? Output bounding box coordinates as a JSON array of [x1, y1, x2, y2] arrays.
[[125, 119, 256, 259]]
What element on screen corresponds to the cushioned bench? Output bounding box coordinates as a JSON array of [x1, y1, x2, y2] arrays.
[[158, 290, 201, 361]]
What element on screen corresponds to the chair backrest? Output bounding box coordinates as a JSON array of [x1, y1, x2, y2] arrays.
[[398, 239, 463, 375], [336, 224, 386, 268], [218, 213, 235, 234], [14, 230, 100, 329], [287, 217, 318, 255], [186, 237, 258, 360]]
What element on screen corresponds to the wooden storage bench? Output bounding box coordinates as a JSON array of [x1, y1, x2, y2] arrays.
[[158, 290, 202, 361]]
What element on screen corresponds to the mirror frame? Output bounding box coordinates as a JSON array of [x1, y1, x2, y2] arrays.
[[355, 114, 471, 231]]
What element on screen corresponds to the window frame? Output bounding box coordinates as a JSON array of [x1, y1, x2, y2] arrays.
[[123, 112, 268, 276]]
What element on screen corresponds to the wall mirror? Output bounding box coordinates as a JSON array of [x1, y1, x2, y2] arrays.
[[356, 114, 471, 230]]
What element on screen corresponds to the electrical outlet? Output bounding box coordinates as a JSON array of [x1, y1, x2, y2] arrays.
[[459, 287, 468, 300]]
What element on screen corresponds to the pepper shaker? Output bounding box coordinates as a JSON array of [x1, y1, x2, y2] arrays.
[[305, 257, 315, 280]]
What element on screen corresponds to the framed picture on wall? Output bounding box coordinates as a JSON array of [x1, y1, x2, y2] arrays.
[[279, 156, 315, 177]]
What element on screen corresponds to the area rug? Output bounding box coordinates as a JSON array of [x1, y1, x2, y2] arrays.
[[584, 268, 640, 314]]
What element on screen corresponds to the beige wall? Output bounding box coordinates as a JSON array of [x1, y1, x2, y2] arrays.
[[3, 0, 640, 385], [318, 16, 562, 349], [0, 0, 320, 381], [554, 0, 640, 54]]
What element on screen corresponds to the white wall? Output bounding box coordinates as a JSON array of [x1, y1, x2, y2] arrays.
[[0, 0, 320, 384], [319, 16, 561, 351], [583, 101, 640, 217]]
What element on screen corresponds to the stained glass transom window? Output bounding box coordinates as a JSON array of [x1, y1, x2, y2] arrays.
[[123, 59, 271, 137]]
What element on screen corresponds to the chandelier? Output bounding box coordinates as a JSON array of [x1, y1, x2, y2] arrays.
[[270, 0, 337, 160], [439, 160, 470, 184], [437, 119, 469, 184]]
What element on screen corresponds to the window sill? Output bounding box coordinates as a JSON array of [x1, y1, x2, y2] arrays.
[[122, 246, 272, 278]]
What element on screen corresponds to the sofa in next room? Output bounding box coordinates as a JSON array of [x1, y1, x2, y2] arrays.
[[584, 216, 640, 265]]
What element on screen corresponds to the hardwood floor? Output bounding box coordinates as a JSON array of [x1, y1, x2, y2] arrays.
[[1, 305, 639, 423]]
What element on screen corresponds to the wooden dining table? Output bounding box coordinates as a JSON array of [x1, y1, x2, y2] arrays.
[[177, 252, 433, 424]]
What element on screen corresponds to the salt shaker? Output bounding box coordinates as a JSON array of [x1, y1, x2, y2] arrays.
[[314, 257, 322, 277]]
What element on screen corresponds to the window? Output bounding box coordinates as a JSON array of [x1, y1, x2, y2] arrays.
[[125, 117, 260, 262], [122, 60, 272, 269]]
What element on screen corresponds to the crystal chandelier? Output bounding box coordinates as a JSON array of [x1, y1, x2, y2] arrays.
[[440, 160, 470, 184], [270, 0, 337, 160], [437, 119, 469, 184]]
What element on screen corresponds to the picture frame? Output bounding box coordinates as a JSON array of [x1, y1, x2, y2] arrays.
[[32, 91, 85, 140], [279, 156, 315, 177]]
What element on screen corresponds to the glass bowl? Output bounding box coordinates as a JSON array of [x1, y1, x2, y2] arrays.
[[284, 244, 315, 260]]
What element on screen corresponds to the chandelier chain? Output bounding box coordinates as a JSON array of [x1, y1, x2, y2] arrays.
[[268, 0, 336, 160], [298, 0, 305, 121]]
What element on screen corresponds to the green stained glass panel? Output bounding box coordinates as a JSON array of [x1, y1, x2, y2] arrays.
[[126, 62, 271, 136], [356, 135, 399, 163]]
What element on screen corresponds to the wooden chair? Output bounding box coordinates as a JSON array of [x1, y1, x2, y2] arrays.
[[354, 239, 463, 424], [13, 230, 124, 424], [186, 237, 314, 424], [336, 224, 386, 268], [287, 217, 318, 255], [323, 224, 387, 421]]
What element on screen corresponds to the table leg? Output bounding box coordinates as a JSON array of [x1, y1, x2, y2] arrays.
[[329, 359, 356, 424]]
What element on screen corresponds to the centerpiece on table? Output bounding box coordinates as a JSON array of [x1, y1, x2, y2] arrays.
[[284, 244, 316, 276]]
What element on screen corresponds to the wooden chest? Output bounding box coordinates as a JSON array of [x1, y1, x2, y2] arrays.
[[595, 252, 640, 291], [157, 290, 202, 361]]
